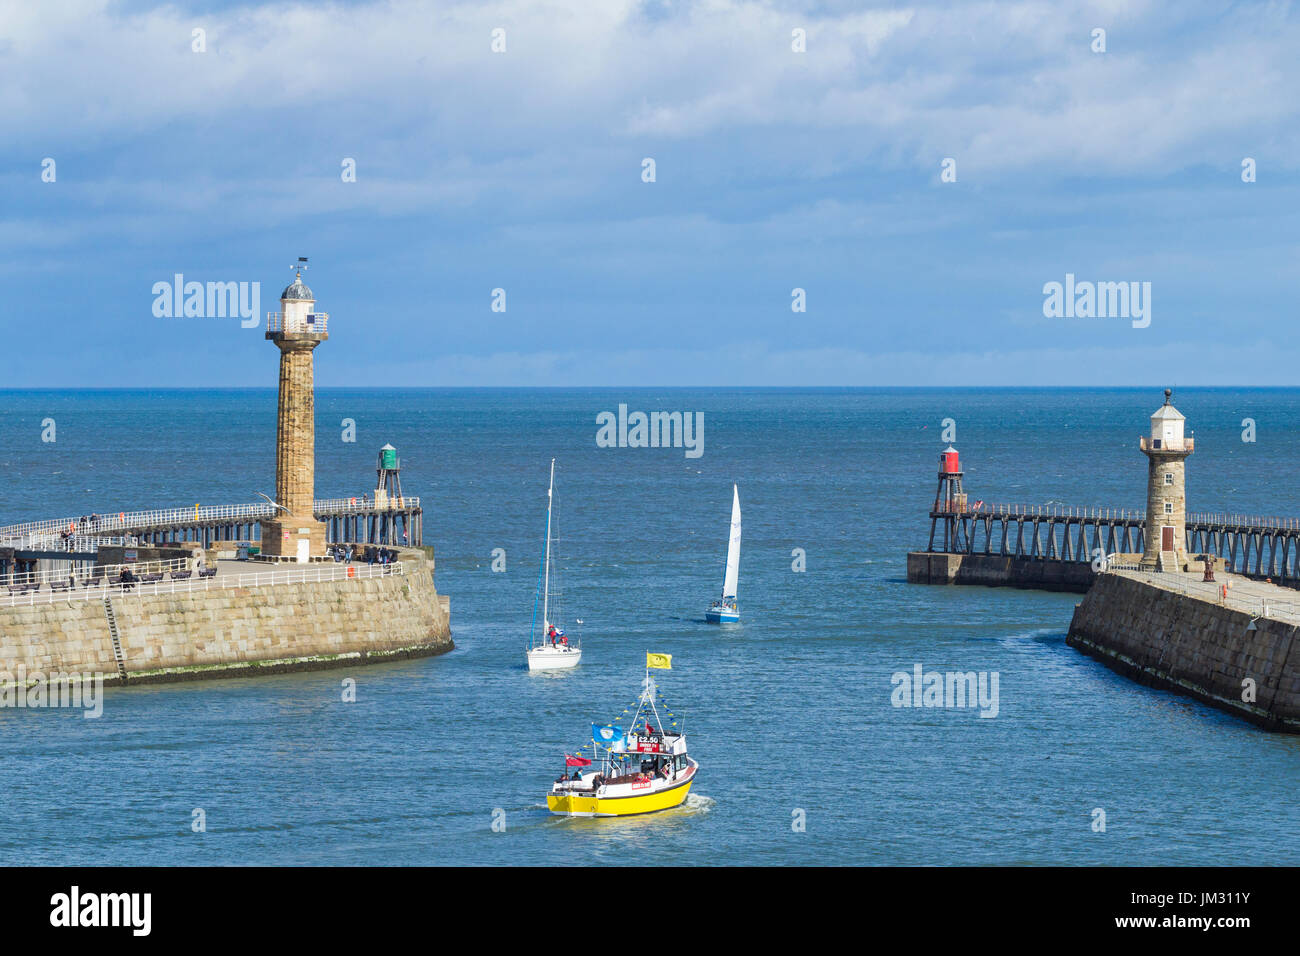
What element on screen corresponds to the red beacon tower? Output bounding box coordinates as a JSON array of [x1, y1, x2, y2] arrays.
[[929, 446, 969, 552], [935, 446, 967, 514]]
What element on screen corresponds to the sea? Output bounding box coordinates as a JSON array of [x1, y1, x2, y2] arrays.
[[2, 387, 1298, 866]]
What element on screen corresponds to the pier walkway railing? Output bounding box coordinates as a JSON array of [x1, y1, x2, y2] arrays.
[[1102, 567, 1300, 624], [5, 557, 191, 589], [0, 534, 138, 553], [1, 560, 405, 609], [928, 503, 1300, 583], [0, 496, 423, 551]]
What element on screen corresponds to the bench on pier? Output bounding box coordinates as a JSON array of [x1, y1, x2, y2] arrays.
[[197, 567, 218, 579], [139, 573, 164, 584], [170, 570, 193, 580], [7, 584, 38, 594], [49, 581, 72, 592], [84, 577, 103, 588]]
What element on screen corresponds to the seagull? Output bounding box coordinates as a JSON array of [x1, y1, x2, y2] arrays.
[[256, 492, 290, 514]]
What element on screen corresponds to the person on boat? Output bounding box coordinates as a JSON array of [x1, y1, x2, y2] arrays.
[[547, 624, 557, 645]]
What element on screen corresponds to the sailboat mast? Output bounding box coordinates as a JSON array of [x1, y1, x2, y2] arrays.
[[542, 458, 555, 630]]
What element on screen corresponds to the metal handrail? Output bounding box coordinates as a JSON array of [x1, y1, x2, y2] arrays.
[[1103, 567, 1300, 622], [0, 497, 421, 541], [3, 557, 192, 588], [0, 561, 404, 609], [931, 503, 1300, 532], [266, 311, 329, 335]]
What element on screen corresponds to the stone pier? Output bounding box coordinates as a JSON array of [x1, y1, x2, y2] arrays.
[[1067, 569, 1300, 732], [0, 548, 451, 686]]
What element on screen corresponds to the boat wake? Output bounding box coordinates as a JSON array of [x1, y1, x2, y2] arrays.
[[679, 793, 715, 814], [996, 626, 1065, 647]]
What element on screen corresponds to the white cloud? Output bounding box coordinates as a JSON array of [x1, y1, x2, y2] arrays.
[[4, 0, 1298, 179]]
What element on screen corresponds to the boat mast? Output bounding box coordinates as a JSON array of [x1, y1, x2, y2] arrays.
[[542, 458, 555, 632]]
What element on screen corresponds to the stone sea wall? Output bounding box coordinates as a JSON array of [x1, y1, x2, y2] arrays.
[[0, 548, 451, 686], [906, 552, 1097, 593], [1067, 572, 1300, 732]]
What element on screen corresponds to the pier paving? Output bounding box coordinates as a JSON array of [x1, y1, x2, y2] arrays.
[[1114, 568, 1300, 625]]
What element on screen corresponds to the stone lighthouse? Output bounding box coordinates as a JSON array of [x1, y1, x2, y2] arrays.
[[260, 263, 329, 562], [1139, 388, 1193, 571]]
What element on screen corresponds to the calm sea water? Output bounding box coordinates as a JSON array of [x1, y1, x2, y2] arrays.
[[2, 387, 1299, 866]]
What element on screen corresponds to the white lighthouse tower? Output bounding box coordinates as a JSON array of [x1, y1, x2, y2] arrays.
[[1139, 388, 1193, 571]]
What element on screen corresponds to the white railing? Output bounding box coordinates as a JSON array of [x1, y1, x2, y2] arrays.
[[313, 496, 420, 512], [0, 497, 421, 542], [0, 533, 138, 552], [266, 311, 328, 335], [935, 503, 1300, 531], [3, 557, 192, 589], [1139, 436, 1194, 453], [1107, 567, 1300, 622], [1185, 513, 1300, 530], [937, 503, 1148, 521], [0, 504, 275, 540], [0, 561, 404, 609]]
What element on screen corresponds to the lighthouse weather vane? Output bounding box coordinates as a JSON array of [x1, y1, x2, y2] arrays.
[[293, 256, 308, 276]]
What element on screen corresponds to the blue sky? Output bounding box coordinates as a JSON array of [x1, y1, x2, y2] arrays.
[[2, 0, 1298, 386]]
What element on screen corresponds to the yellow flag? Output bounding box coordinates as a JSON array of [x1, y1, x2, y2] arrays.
[[646, 652, 672, 669]]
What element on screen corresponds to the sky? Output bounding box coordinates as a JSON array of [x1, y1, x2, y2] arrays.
[[1, 0, 1298, 386]]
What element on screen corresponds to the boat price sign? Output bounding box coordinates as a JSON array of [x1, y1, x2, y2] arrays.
[[632, 735, 662, 753]]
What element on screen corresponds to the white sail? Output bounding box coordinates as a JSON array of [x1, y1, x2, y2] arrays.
[[722, 484, 741, 599]]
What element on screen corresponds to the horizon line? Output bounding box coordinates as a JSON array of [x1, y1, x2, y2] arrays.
[[1, 384, 1297, 392]]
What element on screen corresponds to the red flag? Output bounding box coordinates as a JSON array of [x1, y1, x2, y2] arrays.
[[565, 755, 592, 767]]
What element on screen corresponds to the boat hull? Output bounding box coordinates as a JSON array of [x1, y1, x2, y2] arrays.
[[547, 775, 695, 817], [528, 646, 582, 671], [705, 608, 739, 623]]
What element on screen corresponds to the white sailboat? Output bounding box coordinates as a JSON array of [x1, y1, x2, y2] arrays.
[[527, 459, 582, 671], [705, 484, 741, 623]]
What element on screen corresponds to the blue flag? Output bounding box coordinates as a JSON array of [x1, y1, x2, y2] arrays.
[[591, 724, 624, 749]]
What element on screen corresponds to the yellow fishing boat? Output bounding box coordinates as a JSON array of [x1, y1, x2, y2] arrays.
[[547, 654, 698, 817]]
